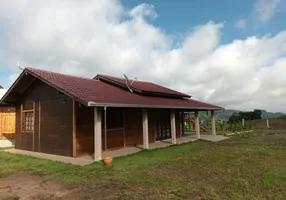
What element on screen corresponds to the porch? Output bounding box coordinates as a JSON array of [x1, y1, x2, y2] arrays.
[[73, 104, 219, 161], [76, 106, 219, 161]]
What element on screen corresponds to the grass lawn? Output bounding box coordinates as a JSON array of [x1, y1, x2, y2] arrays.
[[1, 131, 286, 199]]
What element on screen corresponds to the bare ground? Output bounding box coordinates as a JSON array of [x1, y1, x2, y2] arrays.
[[0, 175, 81, 200]]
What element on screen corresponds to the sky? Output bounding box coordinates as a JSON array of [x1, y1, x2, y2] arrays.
[[0, 0, 286, 112]]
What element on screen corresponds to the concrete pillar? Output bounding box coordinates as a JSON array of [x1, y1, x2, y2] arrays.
[[142, 109, 149, 149], [94, 107, 102, 161], [211, 110, 216, 136], [195, 111, 200, 139], [266, 118, 269, 128], [242, 118, 245, 127], [170, 110, 177, 144]]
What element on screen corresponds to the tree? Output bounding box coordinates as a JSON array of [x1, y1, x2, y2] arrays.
[[228, 110, 262, 123], [0, 84, 3, 89]]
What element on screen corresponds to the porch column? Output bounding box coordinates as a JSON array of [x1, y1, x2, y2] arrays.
[[94, 107, 102, 161], [195, 111, 200, 139], [211, 110, 216, 136], [142, 109, 149, 149], [170, 110, 177, 144]]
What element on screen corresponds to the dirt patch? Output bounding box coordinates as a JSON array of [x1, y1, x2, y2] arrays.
[[0, 175, 82, 200]]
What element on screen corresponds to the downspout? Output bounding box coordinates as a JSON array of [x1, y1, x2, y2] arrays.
[[104, 106, 107, 151]]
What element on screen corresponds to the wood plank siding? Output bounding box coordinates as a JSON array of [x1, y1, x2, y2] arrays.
[[15, 79, 73, 157]]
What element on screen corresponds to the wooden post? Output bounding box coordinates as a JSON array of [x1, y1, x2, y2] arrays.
[[142, 109, 149, 149], [94, 107, 102, 161], [38, 102, 41, 152], [242, 118, 245, 127], [20, 104, 23, 132], [195, 111, 200, 139], [72, 99, 76, 158], [123, 108, 126, 147], [33, 102, 35, 151], [266, 118, 269, 129], [170, 110, 176, 144], [104, 107, 107, 151]]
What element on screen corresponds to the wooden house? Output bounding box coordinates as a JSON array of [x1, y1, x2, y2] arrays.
[[0, 67, 222, 160]]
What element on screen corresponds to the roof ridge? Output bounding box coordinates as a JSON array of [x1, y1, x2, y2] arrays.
[[26, 67, 98, 82]]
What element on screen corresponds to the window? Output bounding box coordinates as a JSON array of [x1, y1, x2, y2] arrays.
[[21, 103, 34, 132]]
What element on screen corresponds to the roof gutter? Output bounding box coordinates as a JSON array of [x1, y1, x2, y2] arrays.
[[87, 101, 223, 111]]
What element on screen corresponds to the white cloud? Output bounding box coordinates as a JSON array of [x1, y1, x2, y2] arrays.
[[234, 19, 246, 29], [252, 0, 283, 25], [0, 89, 7, 99], [0, 0, 286, 112]]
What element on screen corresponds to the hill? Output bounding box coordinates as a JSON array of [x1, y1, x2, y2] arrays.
[[215, 109, 285, 121]]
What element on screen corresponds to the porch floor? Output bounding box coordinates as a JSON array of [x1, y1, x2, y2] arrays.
[[5, 134, 228, 166], [79, 134, 227, 160], [5, 149, 94, 166]]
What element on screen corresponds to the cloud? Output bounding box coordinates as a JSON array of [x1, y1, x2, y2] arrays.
[[0, 89, 7, 99], [0, 0, 286, 112], [234, 19, 246, 29], [252, 0, 283, 25]]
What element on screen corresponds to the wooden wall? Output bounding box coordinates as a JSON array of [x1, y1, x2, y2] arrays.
[[76, 107, 182, 156], [124, 108, 143, 146], [15, 79, 73, 157], [0, 106, 16, 139], [76, 105, 94, 154], [76, 107, 126, 154]]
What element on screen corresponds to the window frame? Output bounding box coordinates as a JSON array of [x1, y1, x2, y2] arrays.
[[21, 103, 35, 133]]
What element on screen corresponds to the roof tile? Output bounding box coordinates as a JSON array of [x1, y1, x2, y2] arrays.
[[96, 74, 191, 98]]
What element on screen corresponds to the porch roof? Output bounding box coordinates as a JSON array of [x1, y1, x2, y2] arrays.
[[0, 67, 223, 110]]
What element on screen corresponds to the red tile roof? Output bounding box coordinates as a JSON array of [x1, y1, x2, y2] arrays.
[[95, 74, 191, 98], [5, 67, 222, 110]]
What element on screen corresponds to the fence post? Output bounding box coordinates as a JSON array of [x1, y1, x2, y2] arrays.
[[266, 118, 269, 129]]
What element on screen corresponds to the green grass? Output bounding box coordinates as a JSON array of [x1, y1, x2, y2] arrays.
[[0, 146, 14, 151], [1, 131, 286, 199]]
